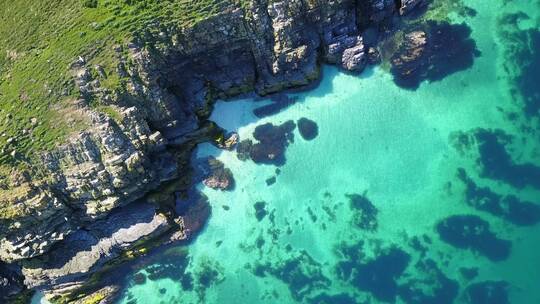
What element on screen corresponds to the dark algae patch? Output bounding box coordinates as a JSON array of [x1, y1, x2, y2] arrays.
[[457, 168, 540, 226], [347, 193, 378, 231], [251, 250, 330, 301], [436, 215, 511, 261], [336, 242, 411, 302], [353, 247, 410, 302], [398, 259, 459, 304], [497, 12, 540, 117], [390, 21, 479, 89], [297, 118, 319, 141], [473, 129, 540, 189], [237, 120, 296, 166], [465, 281, 510, 304]]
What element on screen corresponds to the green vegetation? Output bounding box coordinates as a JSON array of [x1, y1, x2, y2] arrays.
[[0, 0, 246, 169]]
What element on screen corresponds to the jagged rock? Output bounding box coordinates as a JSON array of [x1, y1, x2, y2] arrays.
[[216, 132, 239, 150], [21, 202, 170, 291], [0, 0, 423, 298], [399, 0, 425, 15], [342, 41, 367, 72], [0, 262, 24, 301], [196, 157, 235, 191]]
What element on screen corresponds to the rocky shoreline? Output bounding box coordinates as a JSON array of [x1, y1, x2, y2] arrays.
[[0, 0, 428, 302]]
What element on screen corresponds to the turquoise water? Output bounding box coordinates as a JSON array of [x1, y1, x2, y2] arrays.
[[107, 0, 540, 303]]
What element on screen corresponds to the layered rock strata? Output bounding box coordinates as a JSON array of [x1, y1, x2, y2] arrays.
[[0, 0, 420, 301]]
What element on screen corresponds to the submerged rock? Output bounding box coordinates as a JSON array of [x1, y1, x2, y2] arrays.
[[390, 21, 479, 89], [237, 121, 296, 166], [201, 158, 235, 191], [297, 118, 319, 141], [436, 215, 511, 261], [253, 201, 268, 222]]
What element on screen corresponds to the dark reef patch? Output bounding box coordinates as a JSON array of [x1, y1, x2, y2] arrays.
[[347, 193, 378, 231], [175, 190, 211, 236], [251, 250, 330, 301], [253, 201, 268, 221], [266, 176, 276, 186], [197, 157, 235, 191], [457, 168, 540, 226], [336, 241, 410, 302], [353, 248, 410, 302], [474, 129, 540, 189], [297, 118, 319, 141], [398, 259, 459, 304], [236, 120, 296, 166], [436, 215, 511, 261], [465, 281, 509, 304], [191, 258, 224, 300], [514, 29, 540, 117], [253, 94, 298, 118], [497, 12, 540, 117], [390, 21, 479, 89]]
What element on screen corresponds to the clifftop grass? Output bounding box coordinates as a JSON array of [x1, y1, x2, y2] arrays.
[[0, 0, 242, 168]]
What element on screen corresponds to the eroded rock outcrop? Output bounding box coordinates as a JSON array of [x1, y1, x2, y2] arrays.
[[0, 0, 418, 300]]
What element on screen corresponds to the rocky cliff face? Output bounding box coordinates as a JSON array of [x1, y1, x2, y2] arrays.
[[0, 0, 423, 301]]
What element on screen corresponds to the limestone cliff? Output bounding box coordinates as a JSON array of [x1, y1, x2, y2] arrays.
[[0, 0, 424, 301]]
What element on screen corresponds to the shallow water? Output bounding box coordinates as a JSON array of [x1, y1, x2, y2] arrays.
[[108, 0, 540, 303]]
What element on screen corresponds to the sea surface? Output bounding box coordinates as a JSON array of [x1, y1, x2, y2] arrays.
[[36, 0, 540, 303]]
